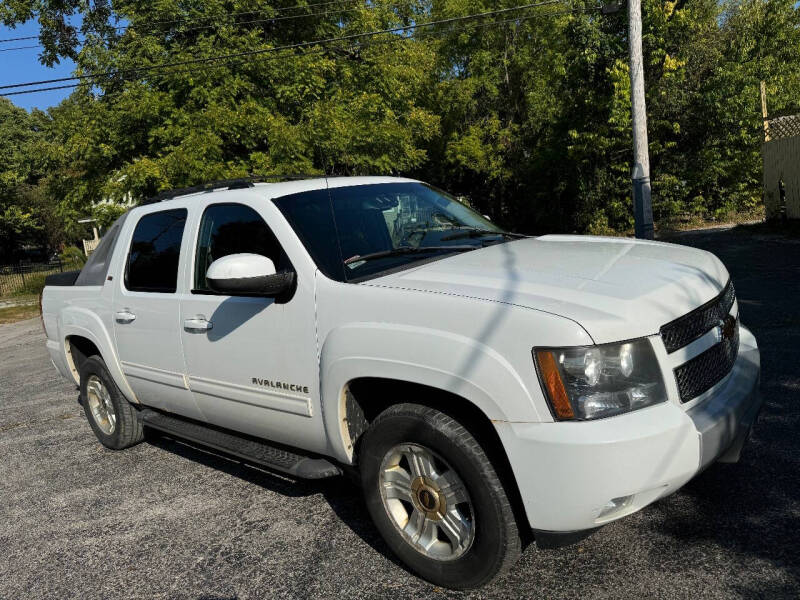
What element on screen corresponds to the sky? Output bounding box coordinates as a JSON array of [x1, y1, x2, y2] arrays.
[[0, 20, 77, 112]]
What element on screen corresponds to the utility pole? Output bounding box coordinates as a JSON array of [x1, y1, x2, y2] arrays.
[[628, 0, 653, 239], [760, 80, 770, 141]]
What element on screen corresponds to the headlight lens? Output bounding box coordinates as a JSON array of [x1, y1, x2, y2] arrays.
[[534, 338, 667, 420]]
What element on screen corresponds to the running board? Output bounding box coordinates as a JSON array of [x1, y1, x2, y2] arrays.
[[139, 409, 341, 479]]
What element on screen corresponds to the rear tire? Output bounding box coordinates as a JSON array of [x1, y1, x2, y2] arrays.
[[79, 355, 143, 450], [360, 403, 521, 589]]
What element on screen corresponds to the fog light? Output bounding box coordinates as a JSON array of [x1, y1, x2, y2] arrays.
[[597, 495, 634, 519]]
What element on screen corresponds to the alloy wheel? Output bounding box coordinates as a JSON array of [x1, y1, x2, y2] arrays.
[[85, 375, 116, 435], [378, 443, 475, 560]]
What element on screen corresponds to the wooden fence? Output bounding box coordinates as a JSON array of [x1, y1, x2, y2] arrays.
[[763, 114, 800, 220]]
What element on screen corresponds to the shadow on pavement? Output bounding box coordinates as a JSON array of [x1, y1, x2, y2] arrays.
[[654, 226, 800, 593], [144, 433, 410, 573]]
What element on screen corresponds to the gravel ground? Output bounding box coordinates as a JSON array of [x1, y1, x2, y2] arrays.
[[1, 225, 798, 600]]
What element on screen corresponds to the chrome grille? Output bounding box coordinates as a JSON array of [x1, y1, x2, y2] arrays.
[[673, 318, 739, 402], [660, 281, 736, 353]]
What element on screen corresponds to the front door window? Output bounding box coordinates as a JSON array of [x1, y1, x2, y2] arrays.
[[193, 203, 286, 293]]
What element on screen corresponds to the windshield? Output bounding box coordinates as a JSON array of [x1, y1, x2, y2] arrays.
[[274, 182, 511, 282]]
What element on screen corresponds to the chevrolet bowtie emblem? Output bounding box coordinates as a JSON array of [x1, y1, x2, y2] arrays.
[[721, 315, 737, 340], [714, 315, 736, 343]]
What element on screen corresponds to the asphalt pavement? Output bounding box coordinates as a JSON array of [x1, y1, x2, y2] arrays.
[[1, 224, 798, 599]]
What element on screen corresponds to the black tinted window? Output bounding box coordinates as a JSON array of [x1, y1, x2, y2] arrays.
[[194, 203, 286, 292], [125, 209, 187, 293], [272, 189, 343, 280]]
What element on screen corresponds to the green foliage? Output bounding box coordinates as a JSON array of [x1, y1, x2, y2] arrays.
[[0, 205, 41, 262], [0, 99, 36, 198], [92, 203, 128, 229], [0, 98, 69, 260], [0, 0, 798, 241], [59, 246, 87, 267]]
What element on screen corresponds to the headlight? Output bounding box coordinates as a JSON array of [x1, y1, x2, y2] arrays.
[[533, 338, 667, 420]]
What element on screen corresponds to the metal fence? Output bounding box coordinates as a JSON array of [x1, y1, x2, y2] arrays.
[[0, 260, 82, 298]]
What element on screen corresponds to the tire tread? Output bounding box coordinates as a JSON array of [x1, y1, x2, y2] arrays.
[[80, 355, 144, 450]]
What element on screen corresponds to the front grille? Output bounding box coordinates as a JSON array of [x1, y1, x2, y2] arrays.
[[673, 318, 739, 402], [660, 280, 736, 353]]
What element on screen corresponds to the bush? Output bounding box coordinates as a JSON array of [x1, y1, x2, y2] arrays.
[[59, 246, 87, 267]]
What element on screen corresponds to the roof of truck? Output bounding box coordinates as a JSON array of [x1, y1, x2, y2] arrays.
[[144, 176, 419, 204]]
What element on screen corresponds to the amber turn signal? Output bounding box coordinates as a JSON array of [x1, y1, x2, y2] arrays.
[[535, 350, 575, 420]]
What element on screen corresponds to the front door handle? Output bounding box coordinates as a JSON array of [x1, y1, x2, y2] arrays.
[[115, 310, 136, 324], [184, 317, 213, 332]]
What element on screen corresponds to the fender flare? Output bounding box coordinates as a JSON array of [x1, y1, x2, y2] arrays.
[[59, 306, 139, 404], [319, 322, 538, 463]]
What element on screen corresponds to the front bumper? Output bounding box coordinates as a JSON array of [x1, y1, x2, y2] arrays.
[[497, 325, 761, 533], [687, 332, 762, 467]]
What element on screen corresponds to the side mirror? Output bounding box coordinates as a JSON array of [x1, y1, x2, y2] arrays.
[[206, 253, 294, 297]]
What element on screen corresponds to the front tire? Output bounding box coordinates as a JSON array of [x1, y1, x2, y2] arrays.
[[79, 355, 143, 450], [360, 404, 521, 589]]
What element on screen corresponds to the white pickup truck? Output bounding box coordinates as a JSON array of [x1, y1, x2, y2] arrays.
[[42, 176, 762, 589]]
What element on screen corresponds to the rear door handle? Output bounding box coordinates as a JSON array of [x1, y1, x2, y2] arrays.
[[183, 317, 213, 332], [115, 310, 136, 324]]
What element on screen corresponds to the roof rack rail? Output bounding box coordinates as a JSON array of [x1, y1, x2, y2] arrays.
[[141, 174, 323, 204]]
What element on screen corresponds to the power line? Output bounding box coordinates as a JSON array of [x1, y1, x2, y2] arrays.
[[0, 34, 38, 43], [0, 0, 364, 44], [1, 83, 80, 96], [0, 1, 562, 91], [0, 6, 597, 98], [2, 6, 595, 98], [154, 5, 371, 36], [0, 44, 40, 52], [117, 0, 364, 30], [194, 4, 379, 27], [0, 5, 368, 53]]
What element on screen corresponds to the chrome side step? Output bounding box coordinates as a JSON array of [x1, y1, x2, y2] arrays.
[[139, 409, 341, 479]]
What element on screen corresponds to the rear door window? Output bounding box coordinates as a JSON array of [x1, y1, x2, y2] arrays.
[[125, 209, 187, 293]]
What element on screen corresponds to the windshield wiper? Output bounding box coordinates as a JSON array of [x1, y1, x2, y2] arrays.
[[344, 245, 477, 266], [440, 228, 528, 242]]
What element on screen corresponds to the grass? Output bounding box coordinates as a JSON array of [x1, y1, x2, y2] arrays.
[[656, 209, 765, 235], [660, 218, 800, 239], [0, 303, 40, 325], [6, 294, 38, 304]]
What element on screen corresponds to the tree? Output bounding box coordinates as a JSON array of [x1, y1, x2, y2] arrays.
[[0, 99, 43, 261], [0, 0, 117, 66], [0, 98, 37, 200], [92, 202, 128, 229], [1, 0, 798, 238], [0, 205, 40, 262], [4, 0, 440, 208]]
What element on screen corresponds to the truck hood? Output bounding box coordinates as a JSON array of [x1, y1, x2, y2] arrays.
[[366, 235, 730, 344]]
